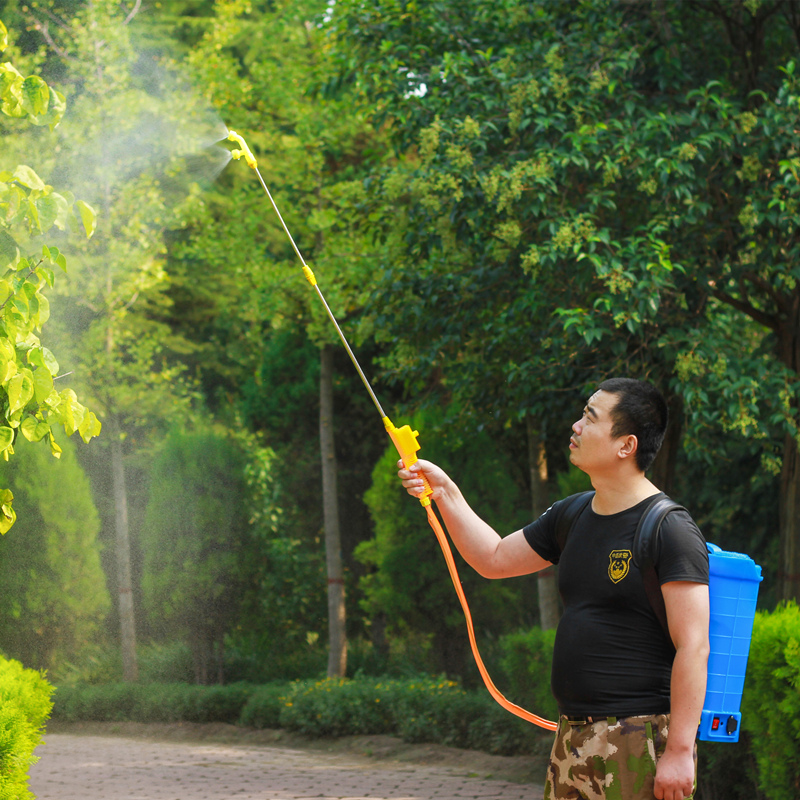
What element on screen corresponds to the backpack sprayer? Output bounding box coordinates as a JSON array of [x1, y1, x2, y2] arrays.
[[226, 129, 558, 732], [227, 129, 763, 742]]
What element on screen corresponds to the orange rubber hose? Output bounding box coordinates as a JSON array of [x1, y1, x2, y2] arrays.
[[425, 504, 558, 731]]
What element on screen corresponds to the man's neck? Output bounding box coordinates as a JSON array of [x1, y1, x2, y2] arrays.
[[589, 472, 660, 516]]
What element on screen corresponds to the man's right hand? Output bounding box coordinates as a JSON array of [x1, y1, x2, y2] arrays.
[[397, 458, 448, 501]]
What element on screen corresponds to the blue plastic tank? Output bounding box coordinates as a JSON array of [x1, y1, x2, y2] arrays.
[[698, 543, 763, 743]]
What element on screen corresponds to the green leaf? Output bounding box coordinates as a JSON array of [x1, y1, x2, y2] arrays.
[[31, 291, 50, 328], [21, 75, 49, 116], [0, 65, 23, 117], [33, 366, 54, 403], [12, 165, 46, 191], [0, 230, 20, 270], [0, 427, 13, 451], [0, 488, 16, 534], [78, 411, 102, 443], [34, 193, 65, 233], [6, 369, 33, 415], [39, 87, 66, 130], [76, 200, 97, 239], [0, 338, 16, 384], [55, 387, 85, 435], [20, 415, 50, 442], [0, 20, 8, 52], [27, 346, 58, 375]]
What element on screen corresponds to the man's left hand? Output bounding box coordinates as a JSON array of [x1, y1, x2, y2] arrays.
[[654, 747, 695, 800]]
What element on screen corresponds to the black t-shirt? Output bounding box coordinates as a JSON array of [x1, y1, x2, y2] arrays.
[[523, 493, 709, 717]]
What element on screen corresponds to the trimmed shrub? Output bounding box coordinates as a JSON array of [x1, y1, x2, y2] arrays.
[[0, 656, 53, 800], [51, 682, 256, 725], [279, 678, 397, 737], [191, 683, 255, 724], [239, 683, 291, 729], [394, 677, 538, 755], [740, 602, 800, 800], [498, 627, 558, 724]]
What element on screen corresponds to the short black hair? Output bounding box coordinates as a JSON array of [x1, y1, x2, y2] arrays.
[[597, 378, 668, 472]]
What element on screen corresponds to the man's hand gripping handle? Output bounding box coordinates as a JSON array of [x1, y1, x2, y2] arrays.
[[383, 417, 433, 506]]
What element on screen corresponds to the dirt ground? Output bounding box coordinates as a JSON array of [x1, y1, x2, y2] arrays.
[[44, 719, 552, 786]]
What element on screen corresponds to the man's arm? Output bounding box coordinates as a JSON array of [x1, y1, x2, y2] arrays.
[[398, 459, 552, 579], [655, 580, 710, 800]]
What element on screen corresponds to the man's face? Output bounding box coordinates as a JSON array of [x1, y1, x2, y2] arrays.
[[568, 390, 624, 474]]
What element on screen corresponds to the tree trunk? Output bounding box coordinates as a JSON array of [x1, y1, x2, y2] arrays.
[[650, 391, 683, 497], [320, 344, 347, 677], [527, 417, 560, 630], [778, 307, 800, 602], [109, 415, 138, 682], [779, 430, 800, 601]]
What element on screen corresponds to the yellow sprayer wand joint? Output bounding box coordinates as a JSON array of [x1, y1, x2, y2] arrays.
[[227, 129, 258, 169]]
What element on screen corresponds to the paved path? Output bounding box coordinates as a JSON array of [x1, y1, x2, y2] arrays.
[[30, 733, 544, 800]]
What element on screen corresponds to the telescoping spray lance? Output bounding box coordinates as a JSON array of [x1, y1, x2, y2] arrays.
[[226, 129, 558, 732]]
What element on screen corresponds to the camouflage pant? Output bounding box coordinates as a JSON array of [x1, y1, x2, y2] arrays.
[[544, 714, 697, 800]]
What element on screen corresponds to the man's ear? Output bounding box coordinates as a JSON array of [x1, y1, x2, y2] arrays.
[[617, 434, 638, 460]]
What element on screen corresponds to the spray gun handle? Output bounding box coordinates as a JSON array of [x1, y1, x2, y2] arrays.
[[383, 417, 434, 507]]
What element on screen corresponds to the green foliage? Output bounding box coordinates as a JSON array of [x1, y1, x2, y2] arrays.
[[497, 627, 559, 724], [358, 411, 535, 676], [393, 678, 537, 755], [223, 632, 327, 684], [328, 0, 800, 605], [0, 19, 99, 531], [49, 675, 548, 755], [741, 602, 800, 800], [49, 641, 195, 686], [0, 655, 53, 800], [51, 681, 259, 724], [0, 435, 109, 670], [239, 683, 291, 729], [696, 736, 760, 800], [279, 677, 398, 736], [141, 426, 252, 679]]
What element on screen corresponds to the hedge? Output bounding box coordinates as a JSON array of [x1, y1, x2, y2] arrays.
[[49, 604, 800, 799], [0, 656, 53, 800], [740, 602, 800, 800], [52, 675, 544, 756]]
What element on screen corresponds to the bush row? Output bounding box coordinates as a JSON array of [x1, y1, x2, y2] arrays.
[[49, 603, 800, 799], [52, 675, 546, 756]]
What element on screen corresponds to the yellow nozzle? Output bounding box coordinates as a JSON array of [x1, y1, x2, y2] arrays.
[[227, 129, 258, 169]]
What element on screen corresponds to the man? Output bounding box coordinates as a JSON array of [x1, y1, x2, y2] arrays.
[[398, 378, 709, 800]]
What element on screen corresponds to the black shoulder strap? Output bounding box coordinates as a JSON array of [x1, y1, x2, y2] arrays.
[[633, 495, 686, 641], [555, 490, 594, 552]]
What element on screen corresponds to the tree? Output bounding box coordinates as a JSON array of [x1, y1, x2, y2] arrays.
[[330, 0, 800, 606], [0, 18, 100, 533], [173, 0, 394, 676], [359, 411, 535, 677], [16, 0, 221, 680], [141, 426, 251, 684], [0, 434, 108, 670]]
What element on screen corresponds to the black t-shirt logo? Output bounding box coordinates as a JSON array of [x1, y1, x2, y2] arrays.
[[608, 549, 632, 584]]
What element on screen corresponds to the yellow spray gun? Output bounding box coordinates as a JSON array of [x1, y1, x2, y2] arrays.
[[227, 130, 433, 502], [227, 129, 557, 732]]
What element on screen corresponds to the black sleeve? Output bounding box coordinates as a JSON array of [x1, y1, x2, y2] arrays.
[[656, 510, 709, 585], [522, 499, 565, 565]]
